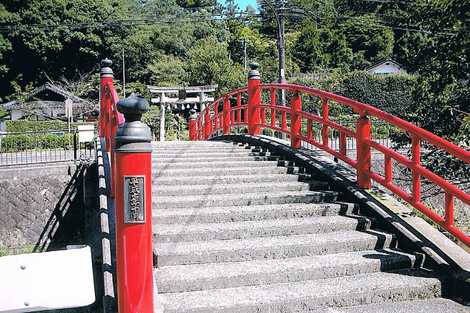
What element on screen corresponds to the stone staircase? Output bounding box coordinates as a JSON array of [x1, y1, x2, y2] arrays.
[[151, 141, 468, 313]]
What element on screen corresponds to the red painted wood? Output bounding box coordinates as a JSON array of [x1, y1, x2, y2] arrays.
[[115, 152, 154, 313], [223, 97, 231, 135], [188, 82, 470, 246], [290, 92, 302, 149], [248, 75, 261, 135]]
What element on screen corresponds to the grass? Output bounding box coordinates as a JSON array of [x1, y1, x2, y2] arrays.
[[0, 245, 35, 257]]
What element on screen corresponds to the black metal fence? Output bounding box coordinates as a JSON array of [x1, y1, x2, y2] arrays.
[[0, 129, 95, 167]]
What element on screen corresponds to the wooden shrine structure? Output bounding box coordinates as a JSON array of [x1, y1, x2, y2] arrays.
[[147, 85, 217, 141]]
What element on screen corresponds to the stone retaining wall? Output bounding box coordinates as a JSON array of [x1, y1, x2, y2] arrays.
[[0, 166, 72, 251]]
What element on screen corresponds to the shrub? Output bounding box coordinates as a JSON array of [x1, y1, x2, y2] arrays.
[[5, 120, 69, 132], [0, 132, 73, 152]]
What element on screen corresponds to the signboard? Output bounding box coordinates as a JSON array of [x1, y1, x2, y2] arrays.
[[123, 176, 145, 224], [0, 246, 95, 312], [77, 124, 95, 143]]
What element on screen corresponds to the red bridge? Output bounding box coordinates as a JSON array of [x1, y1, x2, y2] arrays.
[[96, 59, 470, 313]]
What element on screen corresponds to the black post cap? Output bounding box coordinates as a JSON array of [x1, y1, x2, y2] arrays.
[[115, 95, 152, 152], [101, 58, 113, 68], [100, 58, 113, 76], [248, 62, 260, 80], [117, 95, 149, 121]]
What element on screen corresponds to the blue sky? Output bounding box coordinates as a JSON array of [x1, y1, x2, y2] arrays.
[[219, 0, 258, 10]]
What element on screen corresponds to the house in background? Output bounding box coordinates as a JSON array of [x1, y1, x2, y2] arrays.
[[0, 82, 98, 123], [366, 59, 406, 75]]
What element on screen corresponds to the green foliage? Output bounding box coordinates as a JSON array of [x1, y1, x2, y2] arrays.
[[142, 105, 189, 141], [185, 37, 245, 92], [290, 71, 418, 117], [294, 22, 353, 72], [142, 105, 161, 135], [0, 133, 73, 152], [5, 120, 69, 132], [339, 15, 394, 68], [148, 54, 187, 86], [334, 71, 418, 117]]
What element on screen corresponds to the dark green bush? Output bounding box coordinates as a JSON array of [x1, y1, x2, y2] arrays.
[[5, 120, 69, 132], [0, 133, 73, 152], [290, 71, 418, 118]]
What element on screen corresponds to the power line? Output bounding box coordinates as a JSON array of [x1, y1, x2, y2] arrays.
[[0, 12, 260, 33], [0, 9, 463, 38]]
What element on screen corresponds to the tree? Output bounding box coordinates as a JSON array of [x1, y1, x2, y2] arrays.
[[0, 0, 132, 99], [0, 5, 15, 80], [294, 21, 353, 72], [185, 36, 245, 92], [148, 54, 187, 86], [339, 15, 394, 68]]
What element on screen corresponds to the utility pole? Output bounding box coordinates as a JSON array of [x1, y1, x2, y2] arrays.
[[277, 0, 286, 88], [264, 0, 287, 106], [122, 48, 126, 97], [243, 39, 248, 70]]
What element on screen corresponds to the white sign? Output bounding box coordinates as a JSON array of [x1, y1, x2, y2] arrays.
[[77, 124, 95, 143], [0, 246, 95, 312]]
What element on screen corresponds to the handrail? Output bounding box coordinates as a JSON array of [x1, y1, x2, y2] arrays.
[[189, 67, 470, 247], [97, 59, 155, 312]]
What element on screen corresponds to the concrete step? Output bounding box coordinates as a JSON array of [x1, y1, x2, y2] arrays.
[[153, 166, 289, 177], [154, 216, 367, 243], [154, 230, 395, 266], [153, 148, 248, 154], [154, 181, 310, 196], [152, 202, 357, 224], [158, 269, 443, 313], [153, 151, 274, 159], [153, 190, 339, 209], [152, 144, 248, 151], [154, 155, 276, 164], [152, 140, 237, 145], [152, 142, 246, 150], [156, 249, 418, 293], [154, 160, 279, 170], [153, 174, 300, 186], [312, 298, 470, 313]]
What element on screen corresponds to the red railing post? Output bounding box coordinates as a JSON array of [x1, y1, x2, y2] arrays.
[[115, 95, 154, 313], [188, 110, 198, 141], [321, 98, 329, 147], [411, 135, 421, 204], [100, 59, 114, 151], [100, 59, 117, 196], [356, 113, 372, 189], [290, 92, 302, 148], [204, 108, 211, 139], [247, 63, 261, 135], [223, 96, 231, 135]]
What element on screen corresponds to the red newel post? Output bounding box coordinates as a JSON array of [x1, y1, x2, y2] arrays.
[[223, 96, 231, 135], [100, 58, 114, 151], [115, 95, 154, 313], [290, 92, 302, 148], [204, 108, 211, 139], [100, 59, 117, 197], [188, 109, 198, 141], [356, 114, 372, 189], [247, 63, 261, 136]]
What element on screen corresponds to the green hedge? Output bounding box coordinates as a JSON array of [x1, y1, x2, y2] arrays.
[[5, 120, 70, 132], [290, 71, 418, 118], [0, 133, 74, 152], [289, 71, 418, 139]]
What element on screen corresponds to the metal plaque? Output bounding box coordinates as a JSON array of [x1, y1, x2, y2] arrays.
[[124, 176, 145, 224]]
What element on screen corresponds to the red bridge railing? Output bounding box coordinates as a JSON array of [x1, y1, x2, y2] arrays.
[[98, 59, 154, 313], [189, 64, 470, 247]]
